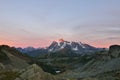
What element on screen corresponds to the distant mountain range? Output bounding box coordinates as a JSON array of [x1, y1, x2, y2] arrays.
[[47, 39, 100, 53], [17, 39, 104, 57], [17, 47, 38, 53]]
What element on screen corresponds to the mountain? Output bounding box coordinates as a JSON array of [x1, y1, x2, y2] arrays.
[[15, 64, 59, 80], [109, 45, 120, 58], [0, 45, 30, 70], [47, 48, 80, 58], [25, 48, 48, 57], [17, 47, 48, 57], [59, 45, 120, 80], [0, 45, 60, 80], [47, 39, 101, 54], [17, 47, 37, 53], [17, 39, 103, 57]]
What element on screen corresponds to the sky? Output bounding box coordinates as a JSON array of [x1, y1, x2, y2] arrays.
[[0, 0, 120, 48]]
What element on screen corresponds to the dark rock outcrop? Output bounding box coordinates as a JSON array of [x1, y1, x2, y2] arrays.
[[15, 64, 59, 80], [109, 45, 120, 58], [0, 45, 30, 70]]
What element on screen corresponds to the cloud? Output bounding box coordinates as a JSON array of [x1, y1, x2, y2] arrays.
[[96, 27, 120, 35], [105, 30, 120, 35], [107, 37, 120, 40]]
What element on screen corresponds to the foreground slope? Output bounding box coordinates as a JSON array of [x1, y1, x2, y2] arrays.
[[59, 45, 120, 80], [0, 45, 30, 80], [0, 45, 30, 70], [15, 64, 61, 80], [0, 45, 63, 80], [0, 44, 120, 80]]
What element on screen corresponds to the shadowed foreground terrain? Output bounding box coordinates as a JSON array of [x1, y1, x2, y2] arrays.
[[0, 45, 120, 80]]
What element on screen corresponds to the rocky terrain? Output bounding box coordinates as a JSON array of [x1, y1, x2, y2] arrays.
[[15, 64, 59, 80], [0, 45, 120, 80], [58, 45, 120, 80]]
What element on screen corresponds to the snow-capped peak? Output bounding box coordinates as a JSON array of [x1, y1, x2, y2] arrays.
[[47, 39, 97, 53]]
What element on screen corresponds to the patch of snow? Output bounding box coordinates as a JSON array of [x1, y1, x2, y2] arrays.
[[60, 42, 66, 49], [79, 42, 86, 48], [72, 46, 78, 51], [57, 42, 61, 46], [55, 71, 61, 73], [49, 48, 53, 52]]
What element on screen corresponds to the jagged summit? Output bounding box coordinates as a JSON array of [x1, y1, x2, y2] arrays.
[[59, 38, 65, 42], [47, 39, 98, 54]]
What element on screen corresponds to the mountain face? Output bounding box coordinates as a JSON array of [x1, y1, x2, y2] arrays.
[[58, 45, 120, 80], [109, 45, 120, 58], [0, 45, 60, 80], [47, 39, 100, 54], [0, 45, 30, 70], [15, 64, 58, 80], [17, 47, 37, 53], [25, 48, 48, 57], [17, 47, 48, 57]]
